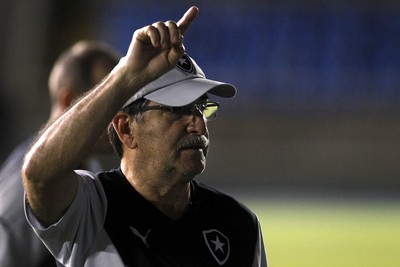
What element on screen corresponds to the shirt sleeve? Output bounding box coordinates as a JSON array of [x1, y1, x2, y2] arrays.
[[252, 218, 268, 267], [24, 170, 107, 266]]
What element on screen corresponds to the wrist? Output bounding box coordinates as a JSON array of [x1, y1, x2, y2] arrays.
[[109, 57, 147, 99]]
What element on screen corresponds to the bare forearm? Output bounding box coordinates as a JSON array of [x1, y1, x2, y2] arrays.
[[24, 70, 133, 181], [22, 6, 198, 225], [21, 67, 142, 223], [23, 5, 198, 183]]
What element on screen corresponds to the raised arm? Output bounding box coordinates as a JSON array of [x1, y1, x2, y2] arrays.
[[22, 7, 199, 225]]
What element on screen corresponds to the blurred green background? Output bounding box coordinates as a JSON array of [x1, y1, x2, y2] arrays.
[[244, 195, 400, 267], [1, 0, 399, 266]]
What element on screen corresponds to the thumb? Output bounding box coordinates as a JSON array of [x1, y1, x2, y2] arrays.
[[168, 43, 185, 67]]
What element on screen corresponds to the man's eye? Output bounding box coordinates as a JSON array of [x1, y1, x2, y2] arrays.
[[182, 107, 193, 115], [178, 107, 186, 112], [171, 107, 186, 114]]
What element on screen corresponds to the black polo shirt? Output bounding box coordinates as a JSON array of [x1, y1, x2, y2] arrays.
[[99, 168, 264, 267]]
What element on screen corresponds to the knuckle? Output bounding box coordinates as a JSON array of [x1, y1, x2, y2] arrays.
[[152, 21, 167, 28], [165, 20, 177, 26]]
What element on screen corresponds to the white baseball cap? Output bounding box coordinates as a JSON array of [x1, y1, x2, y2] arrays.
[[123, 54, 236, 107]]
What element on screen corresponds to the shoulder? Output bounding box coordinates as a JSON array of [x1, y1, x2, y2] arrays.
[[195, 182, 253, 211], [74, 169, 109, 203], [194, 181, 259, 227], [96, 169, 125, 191]]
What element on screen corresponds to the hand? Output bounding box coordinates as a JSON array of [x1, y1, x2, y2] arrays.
[[120, 6, 199, 87]]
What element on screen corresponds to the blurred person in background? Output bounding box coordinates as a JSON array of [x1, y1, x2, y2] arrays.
[[0, 40, 120, 267], [22, 6, 267, 266]]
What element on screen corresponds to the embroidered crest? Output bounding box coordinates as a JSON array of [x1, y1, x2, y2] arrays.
[[176, 54, 194, 73], [202, 229, 230, 265]]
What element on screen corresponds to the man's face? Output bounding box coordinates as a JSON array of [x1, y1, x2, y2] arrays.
[[132, 99, 210, 180]]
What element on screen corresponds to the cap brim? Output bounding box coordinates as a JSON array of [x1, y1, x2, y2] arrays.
[[143, 78, 237, 107]]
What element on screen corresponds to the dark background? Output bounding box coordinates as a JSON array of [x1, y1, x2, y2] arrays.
[[1, 0, 399, 195]]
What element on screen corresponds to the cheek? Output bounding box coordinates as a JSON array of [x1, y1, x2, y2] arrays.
[[139, 127, 179, 155]]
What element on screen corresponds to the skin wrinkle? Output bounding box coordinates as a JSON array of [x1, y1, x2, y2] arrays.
[[120, 99, 207, 219]]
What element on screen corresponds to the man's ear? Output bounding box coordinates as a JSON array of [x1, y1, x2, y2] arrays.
[[112, 112, 137, 149]]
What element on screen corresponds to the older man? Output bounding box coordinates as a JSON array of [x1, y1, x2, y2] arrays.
[[22, 7, 267, 266]]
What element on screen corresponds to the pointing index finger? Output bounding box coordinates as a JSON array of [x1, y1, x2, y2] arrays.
[[177, 6, 199, 36]]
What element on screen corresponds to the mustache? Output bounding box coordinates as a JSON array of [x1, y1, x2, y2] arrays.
[[177, 135, 209, 150]]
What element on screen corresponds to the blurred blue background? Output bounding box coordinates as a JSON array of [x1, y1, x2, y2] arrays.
[[1, 0, 399, 194]]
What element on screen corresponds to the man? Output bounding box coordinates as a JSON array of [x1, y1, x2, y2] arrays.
[[0, 41, 120, 267], [22, 6, 267, 266]]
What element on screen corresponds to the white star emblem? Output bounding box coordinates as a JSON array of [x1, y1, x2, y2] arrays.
[[178, 57, 188, 66], [211, 236, 225, 252]]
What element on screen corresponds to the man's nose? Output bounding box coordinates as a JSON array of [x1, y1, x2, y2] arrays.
[[186, 111, 207, 135]]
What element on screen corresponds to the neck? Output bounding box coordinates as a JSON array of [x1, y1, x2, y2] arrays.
[[121, 161, 192, 220], [150, 182, 192, 220]]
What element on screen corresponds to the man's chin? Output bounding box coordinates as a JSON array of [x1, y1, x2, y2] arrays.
[[181, 160, 206, 178]]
